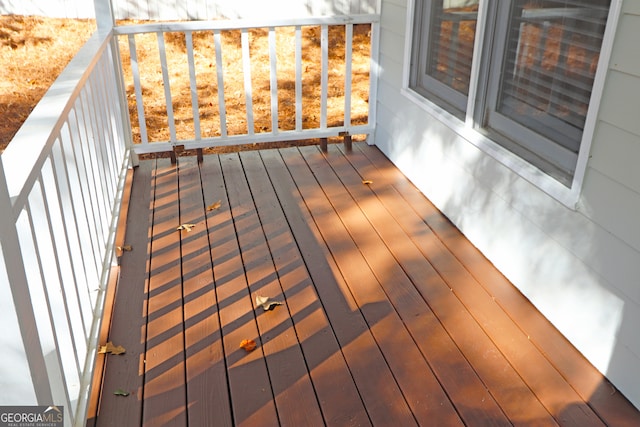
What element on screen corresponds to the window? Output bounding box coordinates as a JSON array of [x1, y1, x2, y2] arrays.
[[409, 0, 611, 186], [410, 0, 480, 118]]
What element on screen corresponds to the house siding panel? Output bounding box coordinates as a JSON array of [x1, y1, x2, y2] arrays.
[[0, 0, 377, 19], [375, 0, 640, 410]]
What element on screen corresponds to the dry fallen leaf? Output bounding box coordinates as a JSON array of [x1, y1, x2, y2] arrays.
[[207, 200, 222, 211], [99, 342, 126, 355], [177, 223, 196, 232], [113, 389, 130, 397], [117, 245, 132, 252], [362, 180, 373, 185], [239, 339, 257, 352], [255, 295, 284, 311]]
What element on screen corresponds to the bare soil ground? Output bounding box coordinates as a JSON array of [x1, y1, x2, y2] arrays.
[[0, 16, 371, 154]]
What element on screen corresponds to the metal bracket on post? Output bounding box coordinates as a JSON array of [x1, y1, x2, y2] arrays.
[[171, 144, 185, 165], [340, 131, 352, 152], [320, 138, 328, 152]]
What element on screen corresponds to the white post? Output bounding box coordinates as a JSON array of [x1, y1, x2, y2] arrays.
[[94, 0, 115, 34]]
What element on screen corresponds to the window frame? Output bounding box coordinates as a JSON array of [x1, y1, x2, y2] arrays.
[[402, 0, 622, 208]]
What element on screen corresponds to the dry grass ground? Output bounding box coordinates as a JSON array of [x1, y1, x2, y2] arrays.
[[0, 16, 96, 152], [0, 16, 371, 153]]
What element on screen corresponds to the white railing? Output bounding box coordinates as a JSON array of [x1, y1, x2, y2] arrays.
[[115, 14, 380, 154], [0, 29, 130, 426], [0, 14, 380, 426]]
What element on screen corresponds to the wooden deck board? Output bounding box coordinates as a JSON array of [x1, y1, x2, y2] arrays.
[[92, 143, 640, 426]]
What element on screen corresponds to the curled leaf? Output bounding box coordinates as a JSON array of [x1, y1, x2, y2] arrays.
[[239, 339, 257, 352], [207, 200, 222, 211], [255, 295, 284, 311], [362, 180, 373, 185], [113, 388, 130, 397], [99, 342, 126, 355], [177, 223, 196, 232], [117, 245, 132, 252]]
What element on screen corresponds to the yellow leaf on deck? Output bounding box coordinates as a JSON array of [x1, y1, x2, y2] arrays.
[[362, 180, 373, 185], [207, 200, 222, 211], [177, 223, 196, 232], [99, 342, 126, 355]]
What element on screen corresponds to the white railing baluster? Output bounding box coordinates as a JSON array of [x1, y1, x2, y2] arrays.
[[213, 29, 228, 137], [344, 23, 353, 128], [269, 27, 278, 133], [320, 24, 329, 130], [94, 59, 118, 193], [367, 19, 381, 142], [0, 157, 53, 405], [157, 32, 177, 143], [241, 28, 255, 135], [185, 31, 202, 140], [79, 90, 109, 251], [38, 159, 84, 408], [67, 106, 102, 286], [22, 195, 71, 412], [54, 125, 94, 331], [88, 69, 115, 203], [295, 25, 303, 131], [48, 140, 89, 347], [128, 34, 149, 146]]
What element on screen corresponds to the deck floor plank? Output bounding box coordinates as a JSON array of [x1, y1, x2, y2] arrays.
[[241, 150, 374, 425], [143, 157, 188, 426], [228, 151, 326, 426], [201, 154, 279, 426], [95, 160, 154, 427], [178, 157, 233, 427], [279, 147, 420, 425], [93, 143, 640, 426]]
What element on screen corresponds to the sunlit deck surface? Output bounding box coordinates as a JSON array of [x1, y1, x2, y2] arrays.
[[89, 142, 640, 426]]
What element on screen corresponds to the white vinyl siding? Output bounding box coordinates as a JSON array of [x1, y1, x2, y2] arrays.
[[0, 0, 378, 19]]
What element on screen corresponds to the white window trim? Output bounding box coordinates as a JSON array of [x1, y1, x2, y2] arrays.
[[401, 0, 623, 209]]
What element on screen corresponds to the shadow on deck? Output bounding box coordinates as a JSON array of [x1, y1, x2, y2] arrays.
[[88, 142, 640, 426]]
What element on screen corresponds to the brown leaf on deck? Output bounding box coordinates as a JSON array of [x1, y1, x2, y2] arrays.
[[239, 339, 257, 352], [207, 200, 222, 211]]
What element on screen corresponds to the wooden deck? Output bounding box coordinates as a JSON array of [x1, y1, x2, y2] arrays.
[[88, 142, 640, 426]]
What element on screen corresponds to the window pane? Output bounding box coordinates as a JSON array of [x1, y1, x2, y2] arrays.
[[496, 0, 610, 152], [427, 1, 479, 97], [410, 0, 479, 115]]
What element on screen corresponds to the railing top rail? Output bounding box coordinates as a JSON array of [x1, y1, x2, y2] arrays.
[[1, 30, 113, 206], [114, 14, 380, 35]]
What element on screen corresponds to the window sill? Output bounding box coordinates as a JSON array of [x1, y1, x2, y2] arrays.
[[400, 87, 582, 209]]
